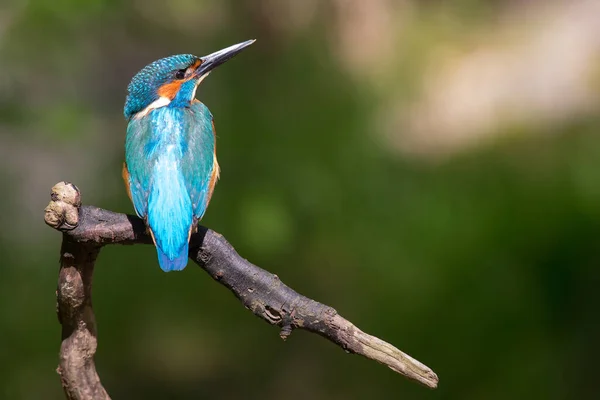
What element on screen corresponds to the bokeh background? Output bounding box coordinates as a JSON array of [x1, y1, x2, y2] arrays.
[[1, 0, 600, 399]]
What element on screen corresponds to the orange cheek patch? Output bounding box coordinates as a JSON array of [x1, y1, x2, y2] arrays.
[[157, 81, 183, 99]]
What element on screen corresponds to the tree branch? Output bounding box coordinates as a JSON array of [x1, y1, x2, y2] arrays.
[[44, 181, 438, 399]]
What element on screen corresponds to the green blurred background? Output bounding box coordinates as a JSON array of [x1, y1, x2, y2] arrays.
[[1, 0, 600, 399]]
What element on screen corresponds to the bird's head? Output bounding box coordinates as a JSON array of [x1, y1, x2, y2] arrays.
[[124, 39, 255, 120]]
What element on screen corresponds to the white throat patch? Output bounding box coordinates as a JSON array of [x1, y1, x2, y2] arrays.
[[134, 96, 171, 119]]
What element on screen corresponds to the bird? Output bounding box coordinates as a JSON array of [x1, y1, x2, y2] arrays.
[[122, 39, 255, 272]]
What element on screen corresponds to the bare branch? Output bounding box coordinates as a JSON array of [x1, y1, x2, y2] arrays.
[[46, 183, 110, 400], [45, 181, 438, 399]]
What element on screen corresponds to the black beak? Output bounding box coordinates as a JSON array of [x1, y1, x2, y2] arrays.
[[195, 39, 255, 78]]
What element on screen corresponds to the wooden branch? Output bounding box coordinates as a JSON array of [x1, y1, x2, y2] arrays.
[[44, 182, 438, 399]]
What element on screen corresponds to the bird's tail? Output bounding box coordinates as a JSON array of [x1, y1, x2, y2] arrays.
[[147, 165, 194, 272], [155, 240, 189, 272]]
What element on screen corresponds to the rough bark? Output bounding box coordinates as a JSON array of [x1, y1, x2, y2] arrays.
[[45, 181, 438, 399]]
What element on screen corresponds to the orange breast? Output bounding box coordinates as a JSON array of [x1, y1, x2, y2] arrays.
[[206, 120, 220, 205], [122, 162, 133, 203]]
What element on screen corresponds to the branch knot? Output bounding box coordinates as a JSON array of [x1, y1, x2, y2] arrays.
[[45, 182, 81, 230]]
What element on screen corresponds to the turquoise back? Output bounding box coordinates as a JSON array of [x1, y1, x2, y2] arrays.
[[125, 102, 215, 271]]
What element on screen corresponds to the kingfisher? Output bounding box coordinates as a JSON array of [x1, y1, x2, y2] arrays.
[[122, 39, 255, 272]]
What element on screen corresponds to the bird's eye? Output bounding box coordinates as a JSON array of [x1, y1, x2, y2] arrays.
[[175, 69, 186, 79]]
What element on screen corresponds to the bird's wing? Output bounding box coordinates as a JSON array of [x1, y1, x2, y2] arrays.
[[181, 101, 217, 220], [124, 115, 155, 218]]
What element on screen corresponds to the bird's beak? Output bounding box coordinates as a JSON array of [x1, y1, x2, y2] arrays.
[[194, 39, 256, 78]]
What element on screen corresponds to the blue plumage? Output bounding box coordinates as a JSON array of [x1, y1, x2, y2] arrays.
[[123, 40, 254, 271], [125, 104, 215, 272]]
